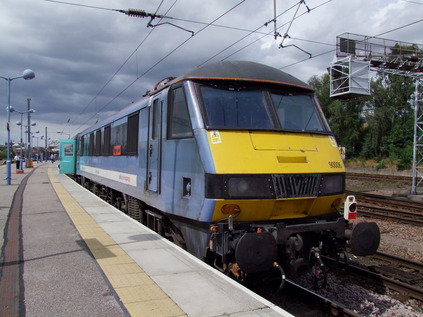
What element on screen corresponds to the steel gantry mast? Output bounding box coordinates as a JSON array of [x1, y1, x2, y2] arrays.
[[329, 33, 423, 193], [412, 78, 423, 194]]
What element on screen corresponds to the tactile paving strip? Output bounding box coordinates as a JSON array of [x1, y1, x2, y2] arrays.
[[48, 167, 186, 317]]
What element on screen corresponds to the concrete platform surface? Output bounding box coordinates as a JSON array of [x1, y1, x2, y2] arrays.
[[0, 163, 292, 317]]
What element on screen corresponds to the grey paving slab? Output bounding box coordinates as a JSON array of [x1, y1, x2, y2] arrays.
[[91, 213, 126, 223], [154, 271, 265, 317], [0, 164, 34, 261], [0, 164, 126, 317], [99, 220, 144, 234]]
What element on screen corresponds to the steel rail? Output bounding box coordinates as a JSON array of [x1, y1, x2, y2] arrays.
[[283, 279, 362, 317], [346, 261, 423, 302]]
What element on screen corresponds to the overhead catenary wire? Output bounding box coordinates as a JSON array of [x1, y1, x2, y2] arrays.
[[45, 0, 313, 79], [45, 0, 177, 135], [43, 0, 306, 46], [69, 0, 247, 136], [198, 0, 305, 67], [68, 0, 179, 135], [43, 0, 169, 18], [402, 0, 423, 5], [43, 0, 120, 12], [46, 0, 422, 137], [42, 0, 247, 34], [214, 1, 422, 72], [44, 0, 197, 35], [219, 0, 333, 63], [65, 0, 337, 135], [45, 0, 261, 135], [279, 18, 423, 70]]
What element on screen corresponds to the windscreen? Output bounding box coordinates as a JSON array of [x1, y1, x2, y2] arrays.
[[199, 84, 329, 133], [200, 86, 275, 129], [270, 93, 325, 132]]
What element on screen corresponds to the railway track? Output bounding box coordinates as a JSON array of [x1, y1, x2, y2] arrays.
[[320, 251, 423, 303], [366, 251, 423, 285], [346, 172, 412, 186], [358, 207, 423, 226], [347, 252, 423, 302], [271, 250, 423, 316], [278, 280, 362, 317]]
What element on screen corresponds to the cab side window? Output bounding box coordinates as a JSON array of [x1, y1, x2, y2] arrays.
[[168, 86, 193, 139]]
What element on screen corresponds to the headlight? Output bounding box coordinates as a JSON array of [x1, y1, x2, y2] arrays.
[[205, 173, 344, 199], [205, 174, 274, 199], [319, 174, 345, 195], [228, 177, 273, 198]]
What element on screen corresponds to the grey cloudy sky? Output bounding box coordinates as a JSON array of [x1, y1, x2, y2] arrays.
[[0, 0, 422, 145]]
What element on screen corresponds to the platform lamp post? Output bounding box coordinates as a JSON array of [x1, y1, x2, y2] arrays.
[[0, 69, 35, 185], [40, 135, 45, 161], [29, 131, 40, 162], [16, 111, 36, 173]]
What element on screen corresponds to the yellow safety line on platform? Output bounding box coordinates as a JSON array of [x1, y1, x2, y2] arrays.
[[48, 167, 186, 317]]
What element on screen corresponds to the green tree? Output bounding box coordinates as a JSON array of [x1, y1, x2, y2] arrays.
[[309, 69, 415, 169], [0, 145, 6, 162], [361, 73, 414, 167], [308, 74, 367, 157]]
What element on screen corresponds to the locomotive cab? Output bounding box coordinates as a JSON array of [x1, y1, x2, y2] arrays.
[[177, 61, 380, 282]]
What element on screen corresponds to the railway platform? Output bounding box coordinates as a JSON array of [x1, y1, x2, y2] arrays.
[[0, 162, 291, 317]]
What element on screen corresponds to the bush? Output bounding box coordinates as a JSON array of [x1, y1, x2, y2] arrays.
[[376, 160, 387, 170], [396, 147, 413, 171]]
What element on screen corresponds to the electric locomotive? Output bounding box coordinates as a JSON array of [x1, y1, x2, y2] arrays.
[[60, 60, 380, 285]]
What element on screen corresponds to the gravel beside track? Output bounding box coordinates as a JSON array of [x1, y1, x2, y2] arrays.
[[291, 212, 423, 316], [373, 218, 423, 263], [312, 273, 421, 317]]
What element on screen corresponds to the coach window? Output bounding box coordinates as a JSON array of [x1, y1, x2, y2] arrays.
[[64, 144, 73, 156], [103, 125, 111, 156], [89, 133, 95, 156], [127, 112, 139, 155], [168, 86, 193, 139], [111, 117, 127, 155], [83, 134, 90, 156], [95, 129, 101, 156], [78, 136, 84, 156]]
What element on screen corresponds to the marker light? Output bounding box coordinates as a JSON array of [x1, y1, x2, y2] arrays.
[[344, 195, 357, 220]]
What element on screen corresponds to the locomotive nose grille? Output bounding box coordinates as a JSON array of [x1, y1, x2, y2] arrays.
[[272, 174, 320, 198]]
